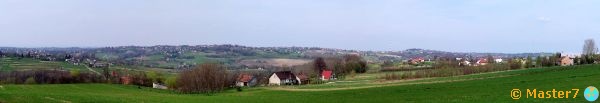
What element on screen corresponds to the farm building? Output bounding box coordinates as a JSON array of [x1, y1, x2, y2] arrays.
[[236, 74, 257, 87], [268, 71, 300, 85], [560, 56, 574, 66], [321, 70, 333, 80]]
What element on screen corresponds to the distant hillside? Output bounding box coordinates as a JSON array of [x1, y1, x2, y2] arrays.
[[385, 48, 554, 60], [0, 45, 555, 69]]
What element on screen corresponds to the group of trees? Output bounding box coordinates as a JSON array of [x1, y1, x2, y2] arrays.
[[576, 39, 600, 65], [537, 39, 600, 66], [0, 69, 161, 87], [344, 55, 368, 73], [536, 53, 563, 67], [175, 63, 233, 94], [574, 55, 599, 65], [312, 54, 367, 78], [0, 70, 104, 84]]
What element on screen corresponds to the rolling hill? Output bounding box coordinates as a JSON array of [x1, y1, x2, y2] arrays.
[[1, 64, 598, 102]]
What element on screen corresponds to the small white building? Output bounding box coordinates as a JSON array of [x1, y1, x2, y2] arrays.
[[152, 83, 168, 89]]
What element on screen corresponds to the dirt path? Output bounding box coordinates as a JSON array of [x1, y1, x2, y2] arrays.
[[84, 66, 101, 75], [268, 74, 515, 91]]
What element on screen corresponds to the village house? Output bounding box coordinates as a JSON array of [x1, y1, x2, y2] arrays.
[[476, 59, 488, 66], [320, 70, 333, 81], [268, 71, 301, 85], [456, 58, 471, 66], [409, 57, 425, 65], [494, 59, 503, 63], [560, 56, 574, 66], [460, 60, 471, 66], [236, 74, 257, 87]]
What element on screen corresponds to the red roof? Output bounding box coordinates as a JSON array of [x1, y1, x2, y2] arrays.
[[296, 73, 309, 81], [478, 59, 488, 63], [412, 57, 424, 60], [237, 74, 253, 82], [321, 70, 332, 80]]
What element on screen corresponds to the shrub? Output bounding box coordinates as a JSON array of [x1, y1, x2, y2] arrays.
[[381, 73, 401, 80], [348, 71, 357, 78], [344, 55, 368, 73], [24, 77, 36, 84], [380, 64, 515, 81], [165, 76, 177, 89], [70, 69, 80, 77], [146, 71, 164, 83], [309, 78, 326, 84], [236, 87, 243, 92], [129, 71, 153, 87]]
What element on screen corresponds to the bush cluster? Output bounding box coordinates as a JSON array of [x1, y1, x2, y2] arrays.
[[379, 64, 513, 80]]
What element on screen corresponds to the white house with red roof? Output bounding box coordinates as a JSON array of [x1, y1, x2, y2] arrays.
[[476, 59, 488, 66]]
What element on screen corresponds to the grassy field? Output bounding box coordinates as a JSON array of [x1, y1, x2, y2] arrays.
[[0, 58, 90, 72], [1, 65, 599, 102]]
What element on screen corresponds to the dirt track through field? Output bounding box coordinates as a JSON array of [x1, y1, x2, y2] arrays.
[[84, 66, 101, 75], [268, 74, 516, 91]]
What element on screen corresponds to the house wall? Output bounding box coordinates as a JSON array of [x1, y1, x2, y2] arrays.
[[152, 83, 168, 89], [268, 74, 281, 85], [296, 76, 301, 84], [561, 58, 573, 66], [236, 82, 245, 87]]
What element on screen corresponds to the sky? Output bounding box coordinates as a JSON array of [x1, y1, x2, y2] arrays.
[[1, 0, 600, 53]]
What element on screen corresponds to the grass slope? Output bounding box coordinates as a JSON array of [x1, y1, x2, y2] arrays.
[[0, 58, 89, 72], [1, 65, 599, 103]]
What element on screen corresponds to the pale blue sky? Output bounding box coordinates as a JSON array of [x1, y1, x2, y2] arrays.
[[1, 0, 600, 53]]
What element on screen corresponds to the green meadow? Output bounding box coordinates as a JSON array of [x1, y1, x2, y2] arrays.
[[1, 65, 599, 103], [0, 58, 89, 72]]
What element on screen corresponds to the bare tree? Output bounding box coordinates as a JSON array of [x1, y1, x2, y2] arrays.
[[343, 54, 367, 73], [314, 57, 327, 74], [486, 55, 495, 64], [583, 39, 598, 55]]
